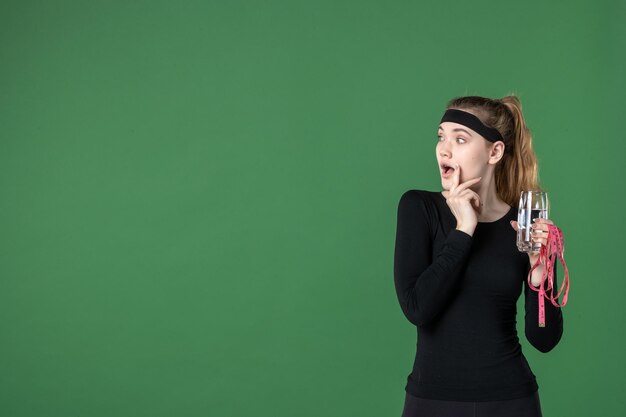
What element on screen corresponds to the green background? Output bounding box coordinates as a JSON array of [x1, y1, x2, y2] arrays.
[[1, 1, 624, 416]]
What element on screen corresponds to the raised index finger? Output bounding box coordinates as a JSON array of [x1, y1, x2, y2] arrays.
[[451, 164, 460, 190], [453, 165, 482, 192]]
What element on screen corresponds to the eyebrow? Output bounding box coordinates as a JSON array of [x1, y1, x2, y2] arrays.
[[438, 125, 473, 137]]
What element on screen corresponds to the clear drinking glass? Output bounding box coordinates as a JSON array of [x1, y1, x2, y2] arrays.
[[517, 191, 549, 253]]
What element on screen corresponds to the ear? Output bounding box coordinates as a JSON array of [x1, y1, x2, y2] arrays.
[[488, 141, 505, 165]]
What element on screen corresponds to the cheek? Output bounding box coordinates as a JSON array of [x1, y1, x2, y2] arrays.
[[465, 148, 488, 166], [458, 154, 484, 179]]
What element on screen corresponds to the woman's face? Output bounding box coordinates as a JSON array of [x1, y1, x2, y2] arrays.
[[436, 121, 492, 189]]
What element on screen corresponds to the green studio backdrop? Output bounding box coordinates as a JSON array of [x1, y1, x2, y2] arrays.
[[1, 1, 624, 416]]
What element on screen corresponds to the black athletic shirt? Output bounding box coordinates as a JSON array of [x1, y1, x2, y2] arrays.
[[393, 189, 563, 401]]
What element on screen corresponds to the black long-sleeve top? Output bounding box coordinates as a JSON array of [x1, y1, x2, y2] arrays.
[[393, 189, 563, 401]]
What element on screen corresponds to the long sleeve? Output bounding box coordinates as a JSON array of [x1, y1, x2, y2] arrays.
[[393, 190, 473, 327], [524, 256, 564, 352]]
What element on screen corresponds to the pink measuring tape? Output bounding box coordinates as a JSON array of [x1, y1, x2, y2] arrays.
[[527, 224, 570, 327]]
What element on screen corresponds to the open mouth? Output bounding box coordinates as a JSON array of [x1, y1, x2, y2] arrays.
[[440, 163, 456, 176]]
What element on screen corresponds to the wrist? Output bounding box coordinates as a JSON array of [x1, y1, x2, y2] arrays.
[[529, 261, 544, 287], [456, 223, 476, 237], [528, 252, 542, 266]]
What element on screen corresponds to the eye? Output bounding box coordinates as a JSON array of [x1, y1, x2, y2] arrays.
[[437, 135, 466, 144]]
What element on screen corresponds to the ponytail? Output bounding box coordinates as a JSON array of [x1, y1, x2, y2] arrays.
[[495, 96, 543, 207]]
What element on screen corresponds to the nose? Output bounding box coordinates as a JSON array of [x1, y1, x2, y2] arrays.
[[438, 140, 451, 158]]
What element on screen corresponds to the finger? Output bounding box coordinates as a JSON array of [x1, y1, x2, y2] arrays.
[[459, 189, 481, 208], [510, 220, 518, 232], [472, 190, 481, 207], [530, 237, 548, 253], [456, 177, 482, 193], [451, 164, 461, 191], [531, 232, 547, 244]]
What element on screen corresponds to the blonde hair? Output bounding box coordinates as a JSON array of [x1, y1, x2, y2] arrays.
[[445, 95, 543, 207]]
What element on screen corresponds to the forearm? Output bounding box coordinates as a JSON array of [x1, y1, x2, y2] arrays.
[[525, 256, 564, 352], [529, 261, 543, 287]]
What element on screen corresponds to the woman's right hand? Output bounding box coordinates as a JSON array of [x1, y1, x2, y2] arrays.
[[444, 164, 482, 236]]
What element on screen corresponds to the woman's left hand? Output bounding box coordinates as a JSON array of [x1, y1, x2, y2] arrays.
[[528, 218, 555, 265], [510, 218, 555, 266]]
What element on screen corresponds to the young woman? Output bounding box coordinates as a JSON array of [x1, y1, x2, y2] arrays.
[[393, 95, 564, 417]]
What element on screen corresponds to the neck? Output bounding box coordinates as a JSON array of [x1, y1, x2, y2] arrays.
[[475, 176, 510, 221]]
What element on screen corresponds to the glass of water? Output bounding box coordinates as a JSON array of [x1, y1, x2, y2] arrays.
[[517, 191, 549, 253]]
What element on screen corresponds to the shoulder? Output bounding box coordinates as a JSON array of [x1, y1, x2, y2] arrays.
[[396, 190, 440, 235], [398, 189, 440, 207], [397, 189, 441, 218]]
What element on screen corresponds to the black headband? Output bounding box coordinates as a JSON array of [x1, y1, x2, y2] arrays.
[[439, 108, 504, 143]]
